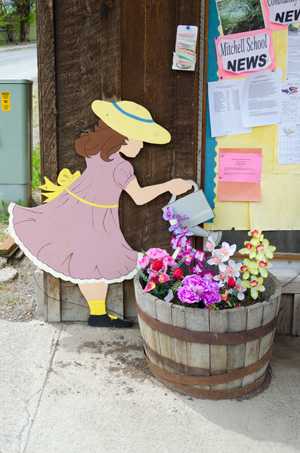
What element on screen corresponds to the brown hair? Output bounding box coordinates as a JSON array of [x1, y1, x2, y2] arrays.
[[75, 119, 128, 162]]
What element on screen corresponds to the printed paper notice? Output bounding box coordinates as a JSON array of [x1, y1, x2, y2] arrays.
[[241, 70, 281, 127], [219, 153, 263, 183], [278, 123, 300, 164], [278, 80, 300, 164], [287, 23, 300, 80], [264, 0, 300, 26], [208, 80, 252, 137]]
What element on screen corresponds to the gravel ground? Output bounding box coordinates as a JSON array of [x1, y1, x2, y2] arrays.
[[0, 85, 40, 322], [0, 256, 38, 322]]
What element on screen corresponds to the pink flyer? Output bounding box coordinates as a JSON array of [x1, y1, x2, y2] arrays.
[[219, 153, 263, 183], [215, 29, 276, 80]]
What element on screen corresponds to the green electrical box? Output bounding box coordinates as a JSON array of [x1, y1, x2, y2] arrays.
[[0, 79, 32, 208]]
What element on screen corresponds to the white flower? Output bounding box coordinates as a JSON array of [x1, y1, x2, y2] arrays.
[[219, 259, 241, 278], [213, 271, 227, 287], [235, 278, 247, 301], [218, 242, 236, 262], [207, 250, 223, 266], [206, 235, 216, 251]]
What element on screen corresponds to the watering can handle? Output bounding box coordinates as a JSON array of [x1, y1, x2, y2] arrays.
[[167, 179, 199, 205]]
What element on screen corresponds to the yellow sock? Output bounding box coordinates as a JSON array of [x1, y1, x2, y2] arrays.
[[87, 299, 118, 319]]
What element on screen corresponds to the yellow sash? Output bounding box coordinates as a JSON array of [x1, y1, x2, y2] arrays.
[[40, 169, 118, 208]]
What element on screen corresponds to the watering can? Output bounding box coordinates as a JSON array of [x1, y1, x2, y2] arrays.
[[162, 180, 222, 245]]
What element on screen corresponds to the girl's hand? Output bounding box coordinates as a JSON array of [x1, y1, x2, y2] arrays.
[[167, 179, 192, 196]]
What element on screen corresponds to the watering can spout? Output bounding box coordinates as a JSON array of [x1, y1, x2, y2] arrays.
[[189, 226, 222, 245], [162, 179, 222, 245]]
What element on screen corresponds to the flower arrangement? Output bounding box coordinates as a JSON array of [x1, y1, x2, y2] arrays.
[[136, 208, 276, 310]]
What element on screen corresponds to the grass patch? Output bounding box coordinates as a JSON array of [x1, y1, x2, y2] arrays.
[[6, 295, 16, 305], [32, 143, 41, 190], [0, 199, 26, 226]]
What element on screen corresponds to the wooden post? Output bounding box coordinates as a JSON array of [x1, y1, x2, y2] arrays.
[[36, 0, 61, 317]]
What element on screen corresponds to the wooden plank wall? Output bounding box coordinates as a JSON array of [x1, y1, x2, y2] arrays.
[[121, 0, 202, 316], [36, 0, 203, 317]]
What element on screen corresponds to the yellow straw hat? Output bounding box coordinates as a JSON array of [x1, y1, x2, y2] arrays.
[[91, 100, 171, 144]]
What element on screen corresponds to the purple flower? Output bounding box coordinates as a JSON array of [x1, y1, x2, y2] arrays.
[[202, 290, 221, 307], [169, 219, 181, 232], [177, 286, 201, 304], [175, 214, 190, 221], [170, 235, 187, 250], [174, 226, 193, 237], [182, 275, 208, 293], [201, 281, 222, 307], [163, 206, 175, 222]]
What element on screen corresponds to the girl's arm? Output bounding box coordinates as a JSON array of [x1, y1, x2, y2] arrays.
[[125, 177, 192, 206]]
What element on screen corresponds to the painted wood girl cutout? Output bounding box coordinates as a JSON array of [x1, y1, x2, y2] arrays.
[[9, 101, 191, 327]]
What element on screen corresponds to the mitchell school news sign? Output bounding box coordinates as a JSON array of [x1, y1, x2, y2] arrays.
[[216, 31, 275, 78]]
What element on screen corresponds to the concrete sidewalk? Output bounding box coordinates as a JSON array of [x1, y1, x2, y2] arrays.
[[0, 319, 299, 453]]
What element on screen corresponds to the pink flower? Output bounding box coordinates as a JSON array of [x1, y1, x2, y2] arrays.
[[163, 256, 177, 268], [144, 282, 156, 292], [204, 269, 214, 280], [190, 263, 203, 274], [182, 253, 195, 265], [158, 273, 170, 283], [138, 256, 150, 268], [146, 248, 169, 260], [195, 250, 205, 262]]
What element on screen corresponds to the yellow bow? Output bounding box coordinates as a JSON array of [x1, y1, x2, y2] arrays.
[[40, 168, 81, 203]]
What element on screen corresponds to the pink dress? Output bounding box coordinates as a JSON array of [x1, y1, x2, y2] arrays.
[[9, 153, 140, 284]]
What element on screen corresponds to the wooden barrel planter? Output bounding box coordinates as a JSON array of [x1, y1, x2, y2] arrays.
[[134, 273, 282, 400]]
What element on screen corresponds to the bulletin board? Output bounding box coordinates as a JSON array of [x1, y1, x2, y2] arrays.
[[203, 0, 300, 249]]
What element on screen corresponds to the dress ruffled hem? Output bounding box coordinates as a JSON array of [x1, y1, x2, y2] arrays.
[[9, 203, 142, 285]]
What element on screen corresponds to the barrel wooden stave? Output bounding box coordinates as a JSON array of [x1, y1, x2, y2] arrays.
[[242, 303, 264, 387], [256, 297, 278, 381], [135, 282, 163, 369], [209, 310, 228, 390], [226, 307, 247, 390], [171, 305, 189, 375], [155, 299, 176, 374], [185, 308, 210, 390]]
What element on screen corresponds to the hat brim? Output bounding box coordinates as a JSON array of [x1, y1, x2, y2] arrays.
[[91, 100, 171, 144]]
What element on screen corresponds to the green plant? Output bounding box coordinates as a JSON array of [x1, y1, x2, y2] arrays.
[[32, 142, 41, 190], [0, 198, 26, 225], [0, 199, 9, 224], [6, 295, 16, 304]]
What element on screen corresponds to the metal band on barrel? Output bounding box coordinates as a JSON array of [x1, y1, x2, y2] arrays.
[[136, 303, 278, 345]]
